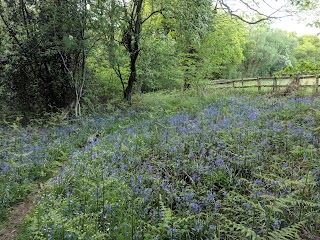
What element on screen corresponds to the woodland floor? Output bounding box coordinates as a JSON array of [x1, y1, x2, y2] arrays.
[[1, 194, 38, 240]]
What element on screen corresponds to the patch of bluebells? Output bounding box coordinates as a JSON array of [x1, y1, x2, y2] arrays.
[[0, 127, 57, 208], [24, 96, 320, 239], [0, 114, 138, 222]]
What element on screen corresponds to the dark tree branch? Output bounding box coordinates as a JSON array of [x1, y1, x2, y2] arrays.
[[239, 0, 287, 18], [142, 8, 165, 24], [130, 1, 137, 29], [261, 0, 279, 11], [0, 13, 23, 49], [229, 14, 275, 24], [219, 0, 290, 24], [120, 0, 144, 101], [20, 0, 30, 37], [114, 64, 125, 92], [214, 0, 219, 11]]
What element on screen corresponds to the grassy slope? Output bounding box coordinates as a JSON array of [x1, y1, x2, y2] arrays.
[[1, 88, 320, 239]]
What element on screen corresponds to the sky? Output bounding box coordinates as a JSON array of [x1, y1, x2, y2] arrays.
[[271, 16, 319, 36], [225, 0, 319, 36], [265, 0, 319, 36]]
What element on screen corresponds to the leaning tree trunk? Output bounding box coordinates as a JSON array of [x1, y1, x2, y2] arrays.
[[120, 0, 164, 101], [122, 0, 143, 102], [124, 52, 139, 102]]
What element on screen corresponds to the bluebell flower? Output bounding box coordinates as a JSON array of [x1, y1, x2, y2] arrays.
[[273, 220, 280, 230], [206, 193, 215, 202], [2, 163, 9, 173], [214, 200, 221, 211], [242, 203, 251, 209], [248, 112, 257, 120], [253, 179, 263, 186], [144, 188, 152, 202], [104, 206, 114, 218], [190, 202, 201, 213], [183, 191, 194, 202], [192, 221, 203, 232], [169, 227, 177, 234]]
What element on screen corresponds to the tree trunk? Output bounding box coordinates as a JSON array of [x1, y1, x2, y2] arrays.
[[120, 0, 164, 101], [124, 73, 135, 102], [122, 0, 143, 102], [124, 52, 139, 102]]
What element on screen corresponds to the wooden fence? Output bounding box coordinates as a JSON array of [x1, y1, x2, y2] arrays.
[[210, 75, 320, 92]]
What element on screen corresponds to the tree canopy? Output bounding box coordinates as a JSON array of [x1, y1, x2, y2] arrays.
[[0, 0, 319, 117]]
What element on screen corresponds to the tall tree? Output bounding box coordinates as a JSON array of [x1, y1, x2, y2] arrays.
[[92, 0, 167, 101], [294, 35, 320, 63], [119, 0, 168, 101], [121, 0, 144, 101], [240, 27, 298, 77], [200, 12, 247, 79], [172, 0, 214, 89]]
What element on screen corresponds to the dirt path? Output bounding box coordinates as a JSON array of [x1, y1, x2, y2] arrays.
[[0, 192, 39, 240], [1, 142, 88, 239], [0, 164, 68, 240]]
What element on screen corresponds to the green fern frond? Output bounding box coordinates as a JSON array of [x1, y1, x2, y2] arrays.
[[217, 213, 259, 240], [267, 221, 305, 240], [226, 191, 265, 213], [280, 197, 319, 208]]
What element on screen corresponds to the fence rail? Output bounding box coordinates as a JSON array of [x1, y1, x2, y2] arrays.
[[210, 75, 320, 92]]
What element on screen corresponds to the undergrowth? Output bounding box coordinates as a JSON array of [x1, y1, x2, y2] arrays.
[[2, 90, 320, 239]]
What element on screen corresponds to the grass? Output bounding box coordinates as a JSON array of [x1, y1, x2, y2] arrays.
[[1, 89, 320, 239]]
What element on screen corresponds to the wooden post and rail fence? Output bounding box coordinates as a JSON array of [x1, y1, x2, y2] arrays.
[[210, 75, 320, 93]]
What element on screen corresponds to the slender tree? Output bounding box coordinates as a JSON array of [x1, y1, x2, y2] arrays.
[[119, 0, 165, 101]]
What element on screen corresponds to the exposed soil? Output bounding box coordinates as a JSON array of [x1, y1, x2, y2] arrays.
[[0, 194, 37, 240], [1, 144, 82, 239]]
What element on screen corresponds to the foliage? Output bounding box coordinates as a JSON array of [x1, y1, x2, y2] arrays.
[[273, 34, 320, 77], [275, 60, 320, 77], [170, 0, 214, 89], [138, 33, 183, 92], [2, 0, 319, 115], [240, 27, 298, 77], [294, 35, 320, 63], [135, 8, 184, 93], [200, 12, 247, 79], [0, 0, 90, 115], [4, 93, 318, 239], [86, 46, 128, 107]]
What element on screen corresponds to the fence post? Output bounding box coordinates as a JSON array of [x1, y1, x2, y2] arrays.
[[273, 77, 277, 93], [233, 80, 235, 88], [242, 78, 244, 87], [258, 77, 261, 92], [297, 75, 301, 86], [316, 75, 319, 93]]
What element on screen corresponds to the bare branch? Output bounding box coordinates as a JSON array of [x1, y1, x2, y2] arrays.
[[230, 14, 274, 24], [114, 64, 125, 92], [142, 8, 165, 25], [218, 0, 290, 25], [20, 0, 30, 37], [239, 0, 287, 18], [58, 51, 72, 76], [261, 0, 278, 11], [130, 1, 137, 28], [0, 14, 24, 49], [214, 0, 219, 11]]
